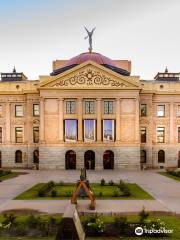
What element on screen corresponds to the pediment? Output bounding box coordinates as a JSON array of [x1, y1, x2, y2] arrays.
[[39, 61, 140, 89]]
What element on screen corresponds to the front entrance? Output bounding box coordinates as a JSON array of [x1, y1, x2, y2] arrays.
[[84, 150, 95, 170], [33, 150, 39, 170], [103, 150, 114, 169], [65, 150, 76, 169], [178, 151, 180, 168]]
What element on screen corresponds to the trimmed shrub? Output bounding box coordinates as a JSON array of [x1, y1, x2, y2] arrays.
[[139, 207, 149, 223], [118, 180, 131, 196], [108, 180, 114, 186], [99, 191, 103, 197], [38, 181, 55, 197], [112, 190, 119, 197], [114, 216, 129, 234], [51, 189, 57, 197], [100, 178, 105, 186]]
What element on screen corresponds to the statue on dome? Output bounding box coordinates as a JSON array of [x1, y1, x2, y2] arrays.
[[84, 27, 96, 53]]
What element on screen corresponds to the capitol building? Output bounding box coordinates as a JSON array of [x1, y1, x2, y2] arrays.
[[0, 51, 180, 170]]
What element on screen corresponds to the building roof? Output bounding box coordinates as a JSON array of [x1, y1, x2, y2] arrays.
[[51, 52, 130, 76]]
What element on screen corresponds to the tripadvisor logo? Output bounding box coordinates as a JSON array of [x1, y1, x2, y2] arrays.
[[135, 226, 173, 236]]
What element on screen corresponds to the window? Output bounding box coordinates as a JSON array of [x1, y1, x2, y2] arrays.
[[103, 120, 115, 141], [157, 105, 165, 117], [157, 127, 165, 143], [0, 127, 2, 143], [104, 101, 113, 114], [15, 127, 23, 143], [0, 105, 3, 117], [33, 127, 39, 143], [85, 101, 95, 114], [178, 127, 180, 143], [64, 119, 77, 142], [140, 104, 147, 116], [15, 150, 22, 163], [66, 101, 76, 114], [141, 127, 146, 143], [33, 104, 40, 116], [84, 119, 96, 141], [158, 150, 165, 163], [15, 105, 23, 117], [177, 105, 180, 117]]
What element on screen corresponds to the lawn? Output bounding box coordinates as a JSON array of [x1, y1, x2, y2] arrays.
[[159, 172, 180, 182], [0, 171, 25, 182], [15, 182, 153, 200]]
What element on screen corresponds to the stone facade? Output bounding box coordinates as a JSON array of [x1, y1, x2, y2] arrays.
[[0, 54, 180, 170]]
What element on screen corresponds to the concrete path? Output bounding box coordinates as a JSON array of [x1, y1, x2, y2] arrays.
[[0, 169, 179, 214]]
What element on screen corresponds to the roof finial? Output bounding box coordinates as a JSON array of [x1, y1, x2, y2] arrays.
[[13, 66, 16, 73], [165, 66, 168, 73], [84, 26, 96, 53]]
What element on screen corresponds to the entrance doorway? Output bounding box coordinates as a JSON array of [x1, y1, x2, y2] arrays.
[[33, 150, 39, 169], [65, 150, 76, 169], [103, 150, 114, 169], [84, 150, 95, 170], [178, 151, 180, 168]]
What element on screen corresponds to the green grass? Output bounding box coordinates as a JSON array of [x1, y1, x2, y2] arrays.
[[15, 183, 153, 200], [0, 172, 23, 181], [159, 172, 180, 182]]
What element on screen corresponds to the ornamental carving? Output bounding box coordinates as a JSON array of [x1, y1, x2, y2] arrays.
[[51, 69, 128, 88], [33, 119, 40, 124]]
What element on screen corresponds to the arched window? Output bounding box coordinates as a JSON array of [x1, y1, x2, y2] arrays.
[[158, 150, 165, 163], [103, 150, 114, 169], [0, 151, 1, 168], [15, 150, 22, 163], [84, 150, 95, 170], [65, 150, 76, 169], [140, 150, 146, 164]]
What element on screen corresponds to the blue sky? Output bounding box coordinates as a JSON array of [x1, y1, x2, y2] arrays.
[[0, 0, 179, 79]]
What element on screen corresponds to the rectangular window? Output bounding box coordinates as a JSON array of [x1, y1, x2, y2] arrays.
[[15, 105, 23, 117], [0, 105, 3, 118], [33, 127, 39, 143], [140, 104, 147, 116], [66, 101, 76, 114], [104, 101, 113, 114], [177, 105, 180, 117], [15, 127, 23, 143], [157, 127, 165, 143], [103, 119, 115, 141], [33, 104, 40, 116], [0, 127, 2, 143], [85, 101, 95, 114], [141, 127, 146, 143], [64, 119, 77, 142], [157, 105, 165, 117], [178, 127, 180, 143], [84, 119, 96, 142]]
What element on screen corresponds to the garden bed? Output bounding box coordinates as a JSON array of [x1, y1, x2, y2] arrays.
[[15, 180, 153, 200], [159, 170, 180, 182]]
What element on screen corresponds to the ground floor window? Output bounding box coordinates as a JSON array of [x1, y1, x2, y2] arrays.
[[103, 150, 114, 169], [140, 150, 146, 164], [84, 150, 95, 170], [15, 150, 22, 163], [65, 150, 76, 169], [158, 150, 165, 163]]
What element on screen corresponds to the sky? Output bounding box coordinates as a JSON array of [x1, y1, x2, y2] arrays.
[[0, 0, 179, 80]]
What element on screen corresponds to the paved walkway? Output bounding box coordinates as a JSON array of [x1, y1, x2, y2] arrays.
[[0, 169, 179, 214]]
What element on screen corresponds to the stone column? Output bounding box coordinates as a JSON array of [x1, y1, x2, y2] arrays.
[[135, 98, 140, 143], [40, 97, 45, 143], [169, 102, 174, 143], [97, 98, 102, 142], [5, 102, 11, 143], [116, 98, 121, 141], [78, 98, 83, 141], [58, 98, 64, 142]]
